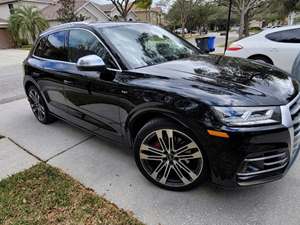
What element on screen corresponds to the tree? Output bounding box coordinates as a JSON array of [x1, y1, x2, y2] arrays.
[[57, 0, 88, 23], [8, 6, 48, 45], [270, 0, 300, 22], [178, 0, 201, 36], [219, 0, 267, 38], [207, 3, 237, 31], [167, 0, 202, 36], [109, 0, 152, 21], [136, 0, 152, 22]]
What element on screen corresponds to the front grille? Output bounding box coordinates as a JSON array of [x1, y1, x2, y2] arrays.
[[236, 94, 300, 186], [237, 149, 289, 183], [289, 95, 300, 157]]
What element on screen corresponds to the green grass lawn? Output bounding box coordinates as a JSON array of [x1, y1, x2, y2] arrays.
[[0, 163, 144, 225]]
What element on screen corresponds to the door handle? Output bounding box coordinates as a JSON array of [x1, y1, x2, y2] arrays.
[[63, 80, 73, 85]]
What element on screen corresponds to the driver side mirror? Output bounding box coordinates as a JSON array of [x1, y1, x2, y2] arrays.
[[76, 55, 106, 72]]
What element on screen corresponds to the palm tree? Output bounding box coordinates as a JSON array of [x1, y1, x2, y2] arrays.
[[8, 6, 48, 46]]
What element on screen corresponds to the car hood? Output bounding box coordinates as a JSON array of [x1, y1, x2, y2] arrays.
[[131, 55, 298, 106]]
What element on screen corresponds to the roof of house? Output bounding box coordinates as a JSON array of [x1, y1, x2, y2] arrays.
[[94, 3, 115, 12], [40, 0, 87, 20], [0, 0, 53, 5]]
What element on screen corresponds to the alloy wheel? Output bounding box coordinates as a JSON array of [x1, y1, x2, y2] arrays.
[[139, 129, 203, 188], [28, 88, 46, 122]]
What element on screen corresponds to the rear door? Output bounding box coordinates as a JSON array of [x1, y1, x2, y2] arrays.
[[62, 28, 123, 142], [266, 28, 300, 73], [30, 31, 70, 117]]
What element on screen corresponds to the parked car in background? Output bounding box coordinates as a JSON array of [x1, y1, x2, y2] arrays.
[[225, 25, 300, 73], [24, 22, 300, 191], [174, 28, 188, 34]]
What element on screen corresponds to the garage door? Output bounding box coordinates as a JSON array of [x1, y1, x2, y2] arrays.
[[0, 28, 15, 49]]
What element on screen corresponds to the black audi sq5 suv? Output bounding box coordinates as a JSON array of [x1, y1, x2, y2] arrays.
[[23, 22, 300, 191]]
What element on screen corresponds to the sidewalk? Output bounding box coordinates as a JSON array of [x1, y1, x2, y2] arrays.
[[1, 99, 300, 225]]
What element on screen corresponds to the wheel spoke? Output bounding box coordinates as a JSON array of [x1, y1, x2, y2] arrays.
[[159, 161, 172, 184], [174, 160, 198, 180], [36, 93, 40, 103], [175, 142, 198, 155], [140, 153, 165, 161], [172, 162, 190, 185], [176, 151, 202, 160], [39, 106, 46, 117], [31, 104, 38, 112], [156, 130, 168, 152], [166, 130, 174, 152], [141, 144, 165, 154], [29, 91, 37, 103], [37, 108, 43, 121], [151, 160, 168, 180]]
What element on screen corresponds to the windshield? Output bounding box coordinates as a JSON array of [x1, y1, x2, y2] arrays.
[[98, 24, 199, 69]]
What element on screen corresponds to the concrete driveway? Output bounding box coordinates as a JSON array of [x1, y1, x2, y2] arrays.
[[1, 99, 300, 225], [0, 49, 29, 104]]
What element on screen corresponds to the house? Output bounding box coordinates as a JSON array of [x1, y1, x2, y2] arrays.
[[96, 3, 137, 22], [0, 0, 54, 48], [0, 0, 164, 48], [40, 1, 137, 27], [99, 3, 164, 25], [0, 0, 53, 20], [41, 1, 163, 26], [0, 18, 14, 48], [133, 6, 164, 25]]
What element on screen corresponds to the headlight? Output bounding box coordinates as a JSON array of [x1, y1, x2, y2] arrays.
[[213, 106, 281, 127]]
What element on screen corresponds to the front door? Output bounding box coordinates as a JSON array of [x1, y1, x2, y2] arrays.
[[63, 28, 123, 142]]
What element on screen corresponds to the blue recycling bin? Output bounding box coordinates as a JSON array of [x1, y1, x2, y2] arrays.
[[207, 36, 216, 52], [195, 36, 216, 53]]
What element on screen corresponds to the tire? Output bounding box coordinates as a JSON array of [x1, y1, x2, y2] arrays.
[[27, 85, 56, 124], [249, 55, 273, 65], [134, 118, 208, 191]]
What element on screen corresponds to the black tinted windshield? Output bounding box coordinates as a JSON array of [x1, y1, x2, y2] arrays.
[[98, 24, 199, 69]]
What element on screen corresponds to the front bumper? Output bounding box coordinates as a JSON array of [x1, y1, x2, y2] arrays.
[[206, 93, 300, 188]]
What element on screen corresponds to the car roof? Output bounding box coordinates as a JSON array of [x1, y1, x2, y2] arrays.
[[236, 24, 300, 42], [261, 24, 300, 35], [41, 21, 149, 36]]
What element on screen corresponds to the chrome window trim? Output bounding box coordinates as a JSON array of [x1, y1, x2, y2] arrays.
[[32, 27, 122, 72]]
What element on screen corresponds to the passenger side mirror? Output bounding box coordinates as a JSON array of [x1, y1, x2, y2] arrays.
[[76, 55, 106, 72]]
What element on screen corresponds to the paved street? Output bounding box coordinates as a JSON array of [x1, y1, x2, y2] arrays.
[[0, 49, 29, 104]]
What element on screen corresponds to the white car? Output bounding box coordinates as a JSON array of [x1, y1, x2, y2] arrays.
[[174, 28, 188, 34], [225, 25, 300, 73]]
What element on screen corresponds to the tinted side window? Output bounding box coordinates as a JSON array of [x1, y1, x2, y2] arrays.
[[68, 29, 117, 69], [266, 29, 300, 43], [34, 31, 67, 61]]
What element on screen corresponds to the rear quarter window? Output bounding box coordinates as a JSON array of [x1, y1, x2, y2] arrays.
[[34, 31, 67, 61], [266, 29, 300, 43]]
